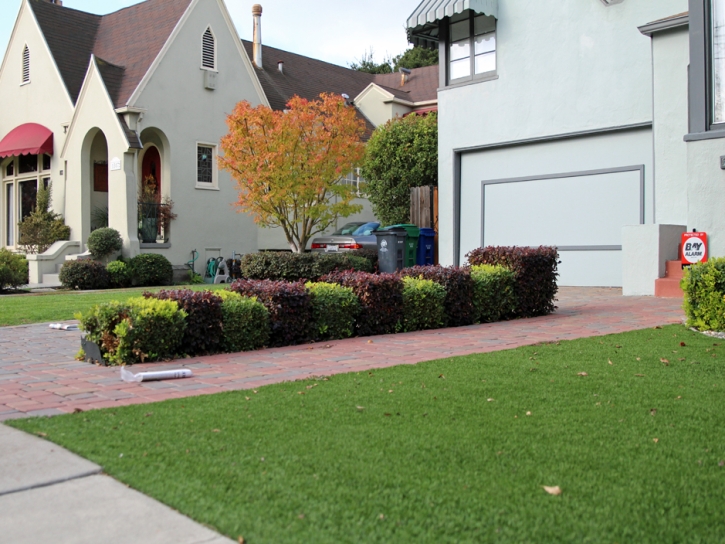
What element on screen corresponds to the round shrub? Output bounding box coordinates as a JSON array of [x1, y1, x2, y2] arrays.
[[682, 257, 725, 331], [59, 260, 110, 290], [128, 253, 173, 286], [106, 261, 130, 288], [221, 296, 270, 352], [306, 281, 360, 340], [0, 249, 28, 291], [87, 227, 123, 259]]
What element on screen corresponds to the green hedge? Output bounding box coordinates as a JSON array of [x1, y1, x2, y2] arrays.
[[306, 282, 360, 340], [60, 260, 110, 290], [219, 292, 270, 352], [470, 264, 517, 323], [0, 249, 28, 291], [106, 261, 130, 288], [241, 252, 372, 282], [128, 253, 174, 286], [401, 276, 446, 332], [682, 258, 725, 331]]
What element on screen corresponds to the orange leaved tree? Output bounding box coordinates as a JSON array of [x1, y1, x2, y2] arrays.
[[220, 93, 366, 253]]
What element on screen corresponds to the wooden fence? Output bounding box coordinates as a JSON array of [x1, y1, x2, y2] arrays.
[[410, 185, 439, 263]]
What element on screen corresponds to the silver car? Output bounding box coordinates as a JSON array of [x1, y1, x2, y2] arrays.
[[310, 222, 380, 253]]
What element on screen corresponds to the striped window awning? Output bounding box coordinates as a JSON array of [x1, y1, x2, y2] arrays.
[[407, 0, 498, 48]]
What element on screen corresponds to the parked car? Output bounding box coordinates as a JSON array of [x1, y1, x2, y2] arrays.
[[310, 222, 380, 253]]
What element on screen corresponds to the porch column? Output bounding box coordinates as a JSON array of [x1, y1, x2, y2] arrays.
[[108, 151, 140, 258]]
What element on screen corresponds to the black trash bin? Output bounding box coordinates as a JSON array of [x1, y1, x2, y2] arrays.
[[375, 228, 406, 273]]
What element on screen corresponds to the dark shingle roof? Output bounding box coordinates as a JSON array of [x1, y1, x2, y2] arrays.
[[372, 65, 438, 103], [29, 0, 192, 107]]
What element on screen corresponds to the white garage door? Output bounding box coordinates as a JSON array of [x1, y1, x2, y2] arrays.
[[480, 167, 643, 286]]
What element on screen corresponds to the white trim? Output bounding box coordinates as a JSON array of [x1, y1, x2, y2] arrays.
[[201, 25, 217, 72], [0, 1, 25, 86], [195, 141, 218, 189]]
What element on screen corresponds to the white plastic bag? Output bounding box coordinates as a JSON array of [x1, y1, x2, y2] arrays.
[[121, 367, 193, 383], [49, 323, 79, 331]]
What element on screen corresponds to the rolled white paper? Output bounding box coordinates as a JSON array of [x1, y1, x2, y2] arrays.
[[121, 367, 193, 383]]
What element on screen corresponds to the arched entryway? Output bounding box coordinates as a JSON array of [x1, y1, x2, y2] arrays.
[[89, 131, 109, 231], [141, 145, 161, 199]]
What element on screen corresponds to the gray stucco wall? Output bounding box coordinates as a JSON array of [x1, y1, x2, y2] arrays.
[[687, 137, 725, 258], [437, 0, 687, 267]]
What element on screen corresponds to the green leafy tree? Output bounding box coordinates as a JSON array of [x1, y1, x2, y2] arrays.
[[18, 182, 71, 254], [349, 48, 393, 74], [361, 112, 438, 226], [392, 47, 439, 71]]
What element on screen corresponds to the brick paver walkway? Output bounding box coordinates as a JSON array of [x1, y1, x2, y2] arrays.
[[0, 287, 684, 420]]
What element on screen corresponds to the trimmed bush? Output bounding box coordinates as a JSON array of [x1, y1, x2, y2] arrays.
[[59, 260, 110, 290], [466, 246, 559, 318], [306, 282, 360, 340], [401, 276, 446, 332], [350, 248, 379, 273], [230, 279, 314, 347], [682, 257, 725, 331], [146, 289, 223, 355], [470, 264, 517, 323], [87, 228, 123, 259], [400, 265, 476, 327], [0, 249, 28, 291], [321, 271, 403, 337], [77, 297, 187, 365], [221, 295, 270, 352], [106, 260, 130, 288], [128, 253, 174, 286], [240, 251, 372, 282]]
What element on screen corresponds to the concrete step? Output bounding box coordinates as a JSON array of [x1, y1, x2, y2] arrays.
[[41, 273, 61, 286], [655, 277, 683, 298]]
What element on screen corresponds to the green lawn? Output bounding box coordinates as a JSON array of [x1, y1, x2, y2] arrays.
[[0, 284, 229, 327], [8, 325, 725, 543]]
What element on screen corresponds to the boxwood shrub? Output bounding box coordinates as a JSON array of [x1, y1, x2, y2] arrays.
[[306, 282, 360, 340], [682, 257, 725, 331], [128, 253, 173, 286], [321, 271, 403, 337], [87, 227, 122, 259], [146, 289, 223, 355], [59, 260, 110, 290], [466, 246, 559, 318], [400, 265, 476, 327], [230, 279, 314, 347], [106, 260, 130, 288], [470, 264, 517, 323], [218, 291, 270, 352], [0, 249, 28, 291], [240, 252, 372, 282], [77, 297, 187, 365], [401, 276, 446, 332]]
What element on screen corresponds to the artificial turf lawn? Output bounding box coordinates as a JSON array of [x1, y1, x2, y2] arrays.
[[8, 324, 725, 543], [0, 284, 228, 327]]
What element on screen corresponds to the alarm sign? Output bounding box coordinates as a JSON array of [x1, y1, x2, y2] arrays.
[[681, 232, 708, 265]]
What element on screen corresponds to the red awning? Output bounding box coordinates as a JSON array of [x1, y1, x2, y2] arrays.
[[0, 123, 53, 158]]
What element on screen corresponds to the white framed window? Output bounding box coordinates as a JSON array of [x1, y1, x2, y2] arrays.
[[2, 154, 52, 248], [201, 27, 217, 71], [21, 45, 30, 84], [448, 11, 496, 84], [713, 0, 725, 124], [195, 143, 218, 189]]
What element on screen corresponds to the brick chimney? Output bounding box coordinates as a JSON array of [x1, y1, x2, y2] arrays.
[[252, 4, 263, 69]]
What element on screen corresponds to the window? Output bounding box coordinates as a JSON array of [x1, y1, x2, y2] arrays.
[[2, 155, 51, 248], [201, 27, 216, 70], [196, 144, 217, 189], [714, 0, 725, 124], [22, 45, 29, 84], [448, 11, 496, 84]]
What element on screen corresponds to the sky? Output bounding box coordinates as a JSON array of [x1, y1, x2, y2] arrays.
[[0, 0, 417, 68]]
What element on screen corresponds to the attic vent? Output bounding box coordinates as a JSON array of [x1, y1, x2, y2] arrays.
[[202, 27, 216, 70], [22, 45, 29, 84]]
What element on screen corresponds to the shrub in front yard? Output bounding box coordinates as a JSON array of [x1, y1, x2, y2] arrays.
[[0, 249, 28, 291], [400, 265, 476, 327], [349, 248, 378, 273], [313, 254, 373, 278], [470, 264, 517, 323], [230, 279, 314, 347], [77, 297, 187, 365], [306, 282, 360, 340], [219, 292, 270, 352], [682, 257, 725, 331], [87, 227, 123, 260], [321, 271, 403, 336], [241, 252, 371, 282], [466, 246, 559, 318], [128, 253, 173, 286], [59, 260, 110, 290], [106, 261, 130, 288], [146, 289, 223, 355], [401, 276, 446, 332]]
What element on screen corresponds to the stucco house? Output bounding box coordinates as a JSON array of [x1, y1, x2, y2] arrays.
[[1, 0, 438, 283], [406, 0, 720, 292]]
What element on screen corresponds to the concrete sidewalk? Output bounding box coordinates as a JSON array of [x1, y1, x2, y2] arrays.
[[0, 424, 233, 544]]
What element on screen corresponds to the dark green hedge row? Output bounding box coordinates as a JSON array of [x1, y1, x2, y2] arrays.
[[60, 253, 174, 290], [240, 251, 374, 282]]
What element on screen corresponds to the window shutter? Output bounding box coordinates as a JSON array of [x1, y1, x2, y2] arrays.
[[202, 28, 215, 70], [22, 46, 30, 83]]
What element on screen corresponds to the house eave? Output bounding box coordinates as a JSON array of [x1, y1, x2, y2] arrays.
[[638, 14, 689, 36]]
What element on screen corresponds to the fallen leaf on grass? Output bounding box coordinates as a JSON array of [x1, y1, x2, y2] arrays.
[[438, 374, 445, 379], [238, 537, 245, 544], [543, 486, 562, 496], [487, 398, 495, 402], [650, 409, 657, 416], [356, 406, 365, 411], [635, 374, 645, 377], [608, 359, 613, 365], [653, 438, 659, 443], [73, 408, 83, 414], [245, 396, 250, 401], [660, 358, 670, 365], [35, 432, 47, 437], [526, 411, 532, 416], [676, 395, 682, 399], [577, 372, 588, 377], [654, 326, 662, 329], [719, 460, 725, 467], [680, 342, 687, 347]]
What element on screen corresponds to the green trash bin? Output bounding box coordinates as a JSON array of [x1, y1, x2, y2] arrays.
[[383, 224, 420, 267]]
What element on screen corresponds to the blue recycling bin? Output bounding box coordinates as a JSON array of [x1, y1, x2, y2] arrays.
[[416, 228, 436, 265]]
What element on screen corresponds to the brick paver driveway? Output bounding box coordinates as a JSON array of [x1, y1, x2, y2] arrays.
[[0, 287, 684, 420]]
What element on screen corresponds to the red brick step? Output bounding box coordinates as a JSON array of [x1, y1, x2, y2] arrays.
[[655, 260, 684, 298]]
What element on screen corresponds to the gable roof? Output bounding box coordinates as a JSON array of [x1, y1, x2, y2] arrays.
[[371, 65, 438, 103], [29, 0, 192, 107]]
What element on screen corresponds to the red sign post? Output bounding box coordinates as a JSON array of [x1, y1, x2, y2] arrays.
[[681, 232, 708, 265]]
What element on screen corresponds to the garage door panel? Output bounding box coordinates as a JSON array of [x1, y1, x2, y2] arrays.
[[483, 169, 642, 248], [558, 251, 622, 287]]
